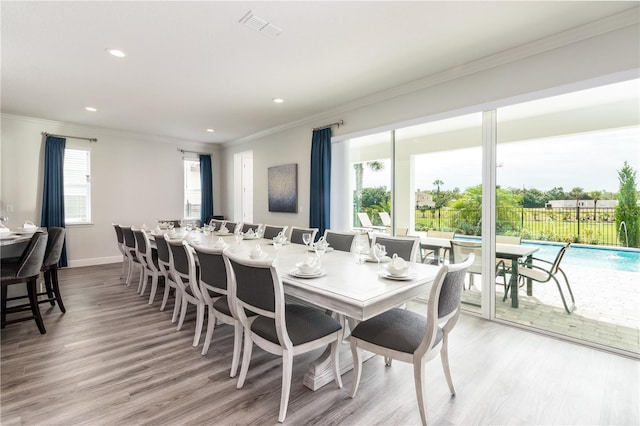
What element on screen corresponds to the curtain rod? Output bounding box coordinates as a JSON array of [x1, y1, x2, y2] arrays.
[[178, 149, 209, 156], [312, 120, 344, 131], [41, 132, 97, 142]]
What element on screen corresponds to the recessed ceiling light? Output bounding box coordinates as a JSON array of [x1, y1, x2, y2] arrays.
[[85, 106, 97, 112], [105, 48, 126, 58], [273, 98, 284, 103], [206, 128, 215, 132]]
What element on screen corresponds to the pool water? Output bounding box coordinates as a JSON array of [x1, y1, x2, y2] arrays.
[[522, 242, 640, 273]]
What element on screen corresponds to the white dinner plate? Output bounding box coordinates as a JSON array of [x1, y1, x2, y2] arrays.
[[378, 270, 416, 281], [249, 252, 268, 260], [365, 255, 391, 263], [307, 246, 334, 253], [243, 235, 260, 240], [289, 269, 326, 279]]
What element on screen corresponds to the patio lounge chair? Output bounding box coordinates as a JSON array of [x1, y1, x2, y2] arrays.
[[356, 213, 387, 232], [517, 242, 575, 314]]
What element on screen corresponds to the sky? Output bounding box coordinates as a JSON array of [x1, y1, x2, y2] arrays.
[[362, 126, 640, 194]]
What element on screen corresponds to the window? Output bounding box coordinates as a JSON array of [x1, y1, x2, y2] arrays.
[[184, 158, 201, 220], [64, 148, 91, 224]]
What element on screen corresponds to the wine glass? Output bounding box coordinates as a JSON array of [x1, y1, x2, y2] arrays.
[[273, 236, 283, 264], [373, 243, 387, 272], [302, 233, 312, 250], [354, 237, 368, 264]]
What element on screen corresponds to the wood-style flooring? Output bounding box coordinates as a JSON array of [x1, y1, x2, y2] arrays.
[[1, 263, 639, 425]]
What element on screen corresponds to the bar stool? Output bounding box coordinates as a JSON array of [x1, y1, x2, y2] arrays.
[[1, 232, 49, 334]]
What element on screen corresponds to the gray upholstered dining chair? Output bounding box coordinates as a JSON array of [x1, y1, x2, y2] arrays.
[[120, 226, 143, 288], [112, 223, 128, 279], [223, 221, 238, 234], [288, 226, 318, 244], [39, 227, 67, 312], [193, 244, 243, 377], [349, 254, 474, 426], [323, 230, 359, 252], [240, 222, 262, 234], [153, 233, 180, 322], [262, 224, 289, 240], [450, 240, 507, 296], [208, 218, 225, 231], [1, 231, 49, 334], [166, 237, 206, 346], [223, 250, 343, 423], [370, 234, 420, 262], [132, 228, 162, 305]]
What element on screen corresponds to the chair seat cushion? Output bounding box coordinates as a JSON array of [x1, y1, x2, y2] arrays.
[[212, 296, 231, 316], [351, 308, 443, 354], [251, 304, 341, 346]]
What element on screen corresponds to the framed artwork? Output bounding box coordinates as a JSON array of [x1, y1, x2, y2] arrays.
[[268, 163, 298, 213]]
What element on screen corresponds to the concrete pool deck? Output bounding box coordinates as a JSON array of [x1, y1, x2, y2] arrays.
[[458, 264, 640, 354]]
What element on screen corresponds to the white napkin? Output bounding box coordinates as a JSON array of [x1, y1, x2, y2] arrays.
[[23, 221, 36, 229], [0, 223, 10, 234]]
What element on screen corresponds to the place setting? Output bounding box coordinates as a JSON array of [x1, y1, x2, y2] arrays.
[[378, 253, 416, 281], [289, 255, 326, 279]]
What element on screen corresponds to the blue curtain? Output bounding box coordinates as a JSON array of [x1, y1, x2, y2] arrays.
[[309, 128, 332, 239], [199, 154, 213, 226], [41, 135, 68, 267]]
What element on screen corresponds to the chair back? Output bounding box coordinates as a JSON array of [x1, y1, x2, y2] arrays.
[[42, 227, 66, 268], [357, 213, 373, 228], [194, 245, 228, 293], [371, 235, 419, 262], [225, 254, 278, 315], [450, 240, 482, 274], [166, 237, 201, 299], [417, 254, 474, 355], [379, 211, 392, 227], [496, 235, 522, 245], [154, 233, 170, 263], [549, 243, 571, 275], [324, 230, 358, 252], [224, 221, 238, 233], [209, 219, 225, 231], [427, 230, 455, 239], [121, 226, 136, 250], [113, 224, 124, 244], [289, 227, 319, 244], [263, 225, 289, 240], [15, 232, 49, 279], [241, 223, 262, 233], [132, 228, 148, 256]]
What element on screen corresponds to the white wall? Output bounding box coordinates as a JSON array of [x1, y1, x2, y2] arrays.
[[219, 24, 639, 228], [0, 115, 221, 266]]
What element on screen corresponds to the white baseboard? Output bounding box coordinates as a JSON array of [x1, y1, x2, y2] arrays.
[[67, 256, 122, 268]]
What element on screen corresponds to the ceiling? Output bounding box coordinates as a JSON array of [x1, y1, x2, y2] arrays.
[[1, 1, 637, 144]]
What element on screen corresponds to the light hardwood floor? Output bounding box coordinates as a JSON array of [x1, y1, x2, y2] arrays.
[[1, 263, 639, 425]]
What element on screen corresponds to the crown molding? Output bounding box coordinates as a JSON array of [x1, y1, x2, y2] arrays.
[[224, 6, 639, 148]]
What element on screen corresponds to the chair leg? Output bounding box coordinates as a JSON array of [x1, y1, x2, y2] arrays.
[[27, 278, 46, 334], [43, 271, 55, 306], [171, 291, 181, 323], [177, 296, 188, 331], [201, 306, 216, 355], [147, 274, 159, 305], [440, 334, 455, 396], [1, 285, 7, 329], [349, 340, 363, 398], [278, 350, 294, 422], [120, 256, 127, 279], [126, 258, 134, 287], [237, 330, 254, 389], [230, 321, 242, 378], [50, 268, 66, 313], [330, 340, 343, 388], [552, 270, 576, 314], [413, 360, 428, 426], [193, 303, 204, 347], [160, 280, 171, 311], [137, 267, 147, 295]]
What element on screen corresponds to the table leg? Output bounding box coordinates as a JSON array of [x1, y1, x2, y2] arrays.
[[525, 255, 533, 296], [510, 259, 519, 308]]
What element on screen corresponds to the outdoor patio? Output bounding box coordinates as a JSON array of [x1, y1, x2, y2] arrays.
[[457, 264, 640, 355]]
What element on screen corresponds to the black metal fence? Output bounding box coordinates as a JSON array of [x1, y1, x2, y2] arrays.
[[415, 207, 627, 246]]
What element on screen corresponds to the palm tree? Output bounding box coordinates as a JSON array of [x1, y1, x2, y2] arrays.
[[354, 161, 384, 214], [433, 180, 444, 229], [589, 190, 602, 221]]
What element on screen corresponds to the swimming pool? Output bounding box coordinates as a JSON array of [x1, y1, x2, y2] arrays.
[[454, 236, 640, 273], [522, 241, 640, 273]]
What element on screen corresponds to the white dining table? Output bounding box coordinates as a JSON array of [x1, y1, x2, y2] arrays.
[[179, 230, 441, 390]]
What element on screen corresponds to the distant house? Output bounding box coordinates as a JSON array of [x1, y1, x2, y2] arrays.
[[545, 200, 618, 209], [416, 191, 435, 208]]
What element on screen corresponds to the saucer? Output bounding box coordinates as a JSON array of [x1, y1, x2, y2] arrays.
[[365, 255, 390, 263], [289, 268, 326, 279], [249, 252, 268, 260], [379, 270, 415, 281]]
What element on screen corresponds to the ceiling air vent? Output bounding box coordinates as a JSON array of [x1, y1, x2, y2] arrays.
[[239, 11, 282, 38]]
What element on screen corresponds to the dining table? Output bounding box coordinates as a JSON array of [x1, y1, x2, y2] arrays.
[[420, 237, 539, 309], [159, 228, 442, 390]]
